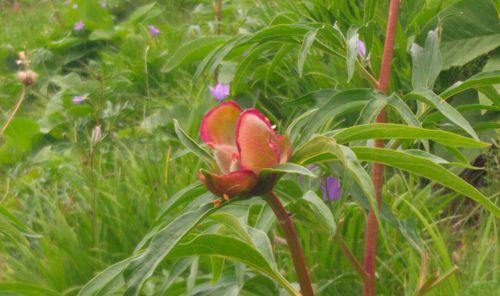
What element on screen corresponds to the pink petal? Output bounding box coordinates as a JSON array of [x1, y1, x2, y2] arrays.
[[198, 169, 258, 198], [200, 101, 242, 146], [236, 109, 281, 174], [213, 144, 239, 173]]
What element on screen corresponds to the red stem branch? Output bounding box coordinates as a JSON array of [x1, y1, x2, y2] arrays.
[[265, 191, 314, 296], [362, 1, 400, 296]]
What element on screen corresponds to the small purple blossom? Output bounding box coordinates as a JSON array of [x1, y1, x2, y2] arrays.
[[100, 1, 107, 8], [64, 0, 71, 5], [357, 39, 366, 58], [209, 83, 230, 101], [321, 176, 341, 202], [72, 3, 78, 9], [148, 25, 160, 37], [74, 21, 85, 31], [72, 96, 86, 104]]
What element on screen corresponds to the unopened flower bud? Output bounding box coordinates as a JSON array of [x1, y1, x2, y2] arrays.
[[91, 125, 102, 145], [16, 70, 38, 86]]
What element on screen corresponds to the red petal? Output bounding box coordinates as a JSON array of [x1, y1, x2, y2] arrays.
[[236, 109, 280, 173], [198, 169, 258, 198], [200, 101, 242, 146]]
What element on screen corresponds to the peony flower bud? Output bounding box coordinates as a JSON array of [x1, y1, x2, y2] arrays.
[[16, 70, 38, 86]]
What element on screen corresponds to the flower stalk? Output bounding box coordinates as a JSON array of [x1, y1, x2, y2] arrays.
[[265, 191, 314, 296], [362, 1, 400, 296]]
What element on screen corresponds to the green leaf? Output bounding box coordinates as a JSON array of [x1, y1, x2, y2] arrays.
[[302, 191, 336, 235], [346, 27, 359, 82], [351, 147, 500, 217], [406, 89, 478, 139], [386, 95, 422, 127], [78, 258, 135, 296], [363, 0, 378, 24], [123, 203, 220, 295], [439, 70, 500, 100], [403, 149, 482, 170], [0, 118, 42, 164], [411, 29, 441, 89], [427, 0, 500, 69], [0, 282, 61, 296], [260, 163, 316, 178], [332, 124, 489, 148], [169, 234, 299, 296], [293, 137, 377, 216], [298, 28, 319, 77], [173, 119, 215, 167], [304, 89, 376, 140], [162, 36, 230, 73], [128, 3, 157, 23], [210, 256, 225, 284], [356, 98, 387, 124]]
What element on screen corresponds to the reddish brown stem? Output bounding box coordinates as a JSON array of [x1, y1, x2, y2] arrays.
[[265, 191, 314, 296], [362, 1, 400, 296]]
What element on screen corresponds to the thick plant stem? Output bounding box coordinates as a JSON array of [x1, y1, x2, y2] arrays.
[[265, 191, 314, 296], [362, 1, 400, 296]]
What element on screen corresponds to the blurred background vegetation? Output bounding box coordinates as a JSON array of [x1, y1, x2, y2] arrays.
[[0, 0, 498, 295]]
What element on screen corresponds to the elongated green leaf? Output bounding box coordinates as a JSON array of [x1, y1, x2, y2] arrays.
[[406, 89, 478, 139], [233, 42, 275, 91], [346, 27, 359, 82], [210, 212, 253, 243], [386, 95, 421, 127], [332, 124, 489, 148], [124, 203, 220, 295], [440, 70, 500, 100], [356, 98, 387, 124], [261, 163, 316, 178], [159, 258, 195, 294], [411, 29, 441, 89], [0, 282, 61, 296], [173, 119, 215, 166], [292, 137, 377, 216], [128, 3, 157, 23], [298, 28, 319, 77], [169, 234, 299, 296], [351, 147, 500, 217], [302, 191, 336, 235], [403, 149, 482, 170], [304, 89, 376, 140], [78, 258, 135, 296], [162, 36, 229, 73], [210, 256, 225, 284]]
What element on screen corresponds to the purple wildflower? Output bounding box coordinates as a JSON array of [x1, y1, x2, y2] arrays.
[[357, 39, 366, 58], [321, 176, 341, 202], [72, 3, 78, 9], [64, 0, 71, 5], [209, 83, 230, 101], [148, 25, 160, 37], [100, 1, 107, 8], [72, 96, 86, 104], [74, 21, 85, 31]]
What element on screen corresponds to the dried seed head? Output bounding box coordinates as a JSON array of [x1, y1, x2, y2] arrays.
[[16, 70, 38, 86]]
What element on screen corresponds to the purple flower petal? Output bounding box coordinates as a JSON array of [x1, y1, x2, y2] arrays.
[[74, 21, 85, 31], [72, 3, 78, 9], [100, 1, 107, 8], [72, 96, 86, 104], [64, 0, 71, 5], [148, 25, 160, 37], [209, 83, 230, 101], [357, 39, 366, 58], [321, 176, 341, 202]]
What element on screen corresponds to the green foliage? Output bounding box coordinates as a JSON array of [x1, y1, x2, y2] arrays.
[[0, 0, 498, 295]]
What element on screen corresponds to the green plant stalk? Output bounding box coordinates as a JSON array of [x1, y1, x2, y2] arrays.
[[0, 86, 26, 137], [265, 191, 314, 296], [362, 1, 401, 296]]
